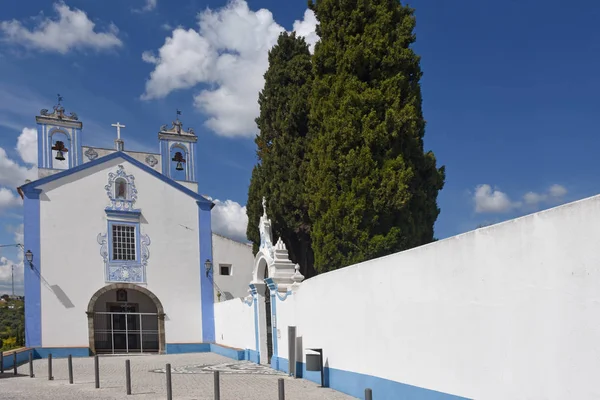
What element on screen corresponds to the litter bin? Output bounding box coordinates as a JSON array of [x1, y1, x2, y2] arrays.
[[306, 348, 324, 387]]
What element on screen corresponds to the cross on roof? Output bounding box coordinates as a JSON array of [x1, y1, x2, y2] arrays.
[[111, 122, 126, 140]]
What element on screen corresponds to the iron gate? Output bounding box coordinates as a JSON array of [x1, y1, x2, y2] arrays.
[[93, 312, 159, 354]]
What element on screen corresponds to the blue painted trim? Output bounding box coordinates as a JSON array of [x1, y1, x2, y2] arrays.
[[1, 348, 34, 370], [271, 357, 471, 400], [160, 140, 169, 177], [75, 128, 83, 168], [246, 349, 260, 364], [37, 125, 44, 168], [19, 151, 213, 208], [164, 343, 254, 362], [198, 202, 215, 342], [23, 188, 42, 348], [270, 293, 278, 360], [249, 284, 259, 352], [210, 344, 245, 360], [165, 343, 210, 354], [264, 277, 293, 301], [190, 142, 197, 182], [34, 347, 91, 359], [105, 209, 142, 219]]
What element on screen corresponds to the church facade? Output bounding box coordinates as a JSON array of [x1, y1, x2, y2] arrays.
[[17, 102, 241, 356]]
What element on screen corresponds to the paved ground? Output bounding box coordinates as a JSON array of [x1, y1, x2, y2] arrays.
[[0, 353, 356, 399]]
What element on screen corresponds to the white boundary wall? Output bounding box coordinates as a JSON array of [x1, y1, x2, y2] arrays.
[[214, 299, 255, 351], [272, 194, 600, 399]]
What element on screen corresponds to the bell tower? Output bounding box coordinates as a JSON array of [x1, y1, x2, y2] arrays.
[[35, 95, 83, 178], [158, 112, 198, 187]]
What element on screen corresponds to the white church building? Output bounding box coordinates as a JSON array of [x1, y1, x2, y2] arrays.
[[17, 102, 254, 357]]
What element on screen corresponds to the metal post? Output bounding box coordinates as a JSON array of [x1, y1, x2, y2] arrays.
[[1, 350, 4, 373], [278, 378, 285, 400], [365, 388, 373, 400], [111, 313, 115, 355], [288, 326, 296, 377], [125, 312, 129, 354], [29, 351, 34, 378], [139, 314, 143, 354], [126, 359, 131, 395], [214, 370, 220, 400], [47, 353, 53, 380], [13, 352, 17, 375], [68, 355, 73, 384], [94, 355, 100, 388], [166, 363, 172, 400]]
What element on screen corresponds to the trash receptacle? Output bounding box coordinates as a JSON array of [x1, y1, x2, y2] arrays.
[[306, 348, 324, 387], [306, 353, 321, 371]]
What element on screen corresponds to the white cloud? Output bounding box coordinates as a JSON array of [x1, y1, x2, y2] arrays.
[[16, 127, 37, 165], [0, 128, 37, 212], [11, 224, 24, 248], [0, 2, 122, 54], [474, 184, 518, 213], [292, 9, 319, 53], [141, 0, 318, 138], [549, 184, 567, 198], [0, 188, 21, 210], [209, 198, 248, 242], [0, 147, 37, 188], [474, 184, 568, 213], [133, 0, 157, 13]]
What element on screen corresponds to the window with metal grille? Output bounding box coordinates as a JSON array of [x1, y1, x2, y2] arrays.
[[220, 264, 231, 276], [112, 225, 136, 261]]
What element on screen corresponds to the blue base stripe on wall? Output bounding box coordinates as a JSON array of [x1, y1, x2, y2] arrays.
[[271, 356, 471, 400], [1, 348, 33, 370], [34, 347, 91, 359], [165, 343, 211, 354], [165, 343, 250, 360]]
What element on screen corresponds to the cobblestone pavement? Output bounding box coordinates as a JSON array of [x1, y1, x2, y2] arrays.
[[0, 353, 356, 400]]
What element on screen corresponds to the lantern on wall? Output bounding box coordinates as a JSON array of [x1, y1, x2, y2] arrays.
[[52, 140, 68, 161], [172, 151, 186, 171]]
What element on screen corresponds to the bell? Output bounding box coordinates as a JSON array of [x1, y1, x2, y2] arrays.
[[55, 150, 65, 161], [175, 161, 184, 171]]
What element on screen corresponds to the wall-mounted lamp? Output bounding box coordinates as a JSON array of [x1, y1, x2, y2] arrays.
[[25, 250, 33, 268], [204, 259, 213, 276]]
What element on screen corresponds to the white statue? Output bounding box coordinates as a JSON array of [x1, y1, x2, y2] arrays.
[[259, 196, 274, 259]]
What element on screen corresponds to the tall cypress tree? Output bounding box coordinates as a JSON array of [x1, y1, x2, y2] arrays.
[[306, 0, 445, 272], [246, 32, 316, 278]]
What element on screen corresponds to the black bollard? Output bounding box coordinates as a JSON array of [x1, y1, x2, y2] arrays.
[[1, 351, 4, 373], [29, 352, 34, 378], [68, 355, 73, 384], [365, 388, 373, 400], [278, 378, 285, 400], [94, 355, 100, 389], [125, 359, 131, 395], [214, 370, 221, 400], [47, 353, 53, 380], [166, 364, 172, 400], [13, 352, 17, 375]]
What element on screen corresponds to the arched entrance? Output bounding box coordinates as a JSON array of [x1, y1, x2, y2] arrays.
[[87, 284, 165, 355], [263, 262, 273, 364]]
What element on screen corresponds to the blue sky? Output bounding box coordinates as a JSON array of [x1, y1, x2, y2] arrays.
[[1, 0, 599, 292]]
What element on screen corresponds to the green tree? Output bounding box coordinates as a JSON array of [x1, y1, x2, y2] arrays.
[[306, 0, 445, 272], [246, 32, 316, 277]]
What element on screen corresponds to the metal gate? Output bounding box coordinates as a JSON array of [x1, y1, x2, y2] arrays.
[[93, 312, 159, 354]]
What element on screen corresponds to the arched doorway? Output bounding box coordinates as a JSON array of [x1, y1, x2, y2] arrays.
[[87, 284, 165, 355], [264, 263, 273, 364]]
